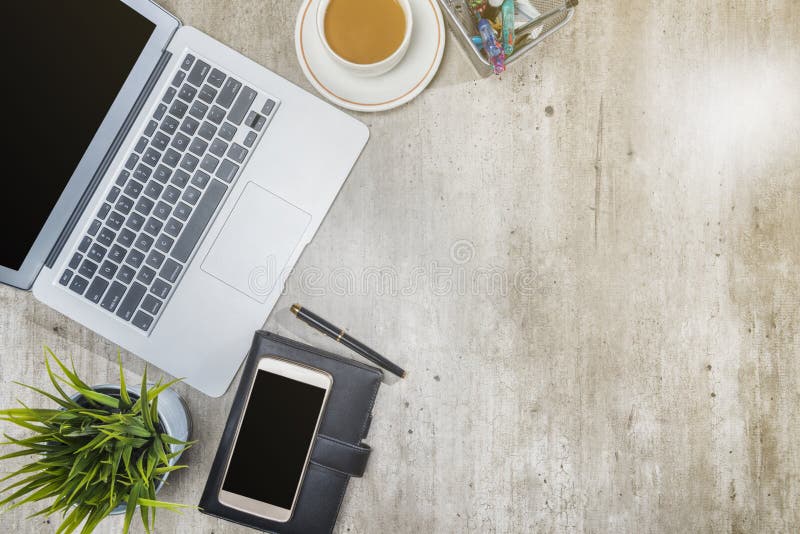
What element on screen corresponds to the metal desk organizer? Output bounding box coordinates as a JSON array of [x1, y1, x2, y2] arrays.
[[438, 0, 576, 76]]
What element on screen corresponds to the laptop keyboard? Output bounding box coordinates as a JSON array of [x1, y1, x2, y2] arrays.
[[58, 52, 279, 334]]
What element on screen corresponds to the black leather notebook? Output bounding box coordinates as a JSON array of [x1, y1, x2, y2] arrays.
[[199, 330, 383, 533]]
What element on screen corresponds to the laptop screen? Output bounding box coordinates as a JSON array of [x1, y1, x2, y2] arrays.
[[1, 2, 155, 271]]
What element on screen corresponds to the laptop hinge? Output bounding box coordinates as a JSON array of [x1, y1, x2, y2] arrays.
[[45, 50, 173, 269]]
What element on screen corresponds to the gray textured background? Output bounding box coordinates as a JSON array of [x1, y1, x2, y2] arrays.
[[2, 0, 799, 532]]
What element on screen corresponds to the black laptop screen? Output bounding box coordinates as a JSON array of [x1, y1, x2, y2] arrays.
[[0, 2, 155, 270]]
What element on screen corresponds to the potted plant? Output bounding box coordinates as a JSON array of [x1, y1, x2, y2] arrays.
[[0, 349, 193, 534]]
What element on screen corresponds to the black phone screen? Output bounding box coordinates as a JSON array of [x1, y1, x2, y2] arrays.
[[222, 368, 327, 509]]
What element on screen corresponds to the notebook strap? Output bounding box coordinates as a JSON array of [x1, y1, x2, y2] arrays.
[[310, 434, 371, 477]]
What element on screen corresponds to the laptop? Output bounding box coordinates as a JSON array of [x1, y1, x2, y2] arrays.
[[0, 1, 368, 396]]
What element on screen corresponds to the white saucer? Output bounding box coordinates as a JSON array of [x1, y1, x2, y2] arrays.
[[295, 0, 445, 113]]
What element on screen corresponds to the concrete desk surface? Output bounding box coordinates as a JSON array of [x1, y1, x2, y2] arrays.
[[1, 1, 799, 532]]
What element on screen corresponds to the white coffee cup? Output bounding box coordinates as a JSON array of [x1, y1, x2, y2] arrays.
[[316, 0, 413, 77]]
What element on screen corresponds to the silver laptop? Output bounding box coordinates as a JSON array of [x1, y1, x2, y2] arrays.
[[0, 1, 368, 396]]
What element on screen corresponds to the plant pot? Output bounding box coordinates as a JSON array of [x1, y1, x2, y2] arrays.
[[70, 383, 192, 515]]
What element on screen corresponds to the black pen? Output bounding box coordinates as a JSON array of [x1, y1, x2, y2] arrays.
[[291, 304, 406, 378]]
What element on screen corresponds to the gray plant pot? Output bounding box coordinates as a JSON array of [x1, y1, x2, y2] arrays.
[[70, 383, 192, 515]]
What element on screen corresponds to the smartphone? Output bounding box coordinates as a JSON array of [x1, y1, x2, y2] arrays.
[[219, 356, 333, 522]]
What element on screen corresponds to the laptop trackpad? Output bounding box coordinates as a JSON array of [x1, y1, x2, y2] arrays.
[[201, 182, 310, 303]]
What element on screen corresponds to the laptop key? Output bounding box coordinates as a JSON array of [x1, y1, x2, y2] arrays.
[[188, 138, 208, 157], [192, 170, 211, 189], [178, 84, 196, 103], [171, 132, 190, 152], [219, 122, 237, 141], [181, 54, 195, 71], [59, 270, 73, 286], [116, 283, 147, 321], [163, 86, 177, 104], [78, 259, 97, 278], [182, 186, 201, 205], [98, 203, 112, 220], [180, 153, 199, 172], [144, 181, 164, 200], [216, 77, 242, 108], [97, 227, 116, 247], [135, 234, 154, 252], [173, 202, 192, 221], [262, 99, 276, 115], [189, 101, 208, 120], [208, 68, 226, 88], [164, 218, 183, 238], [85, 277, 109, 304], [227, 143, 248, 163], [107, 213, 125, 233], [160, 115, 179, 135], [134, 136, 148, 154], [163, 186, 181, 204], [171, 169, 190, 188], [153, 201, 171, 220], [115, 196, 133, 215], [147, 250, 166, 268], [134, 164, 152, 183], [88, 220, 102, 237], [199, 123, 217, 143], [100, 281, 127, 312], [141, 294, 163, 315], [153, 164, 172, 183], [69, 252, 83, 269], [86, 243, 108, 263], [199, 84, 217, 104], [163, 148, 181, 167], [209, 138, 228, 158], [144, 217, 163, 236], [151, 279, 172, 300], [88, 244, 107, 263], [124, 180, 143, 199], [188, 59, 210, 86], [172, 70, 185, 87], [99, 261, 118, 279], [200, 154, 219, 174], [106, 187, 121, 203], [155, 234, 174, 254], [126, 212, 145, 232], [207, 106, 225, 125], [116, 265, 135, 284], [152, 131, 169, 151], [117, 229, 136, 247], [159, 258, 182, 282], [215, 159, 239, 183], [108, 244, 126, 263], [144, 120, 158, 136], [125, 154, 139, 170], [69, 275, 89, 295], [78, 236, 92, 253], [170, 99, 188, 119], [154, 103, 168, 121], [125, 249, 145, 268], [137, 266, 156, 285], [244, 131, 258, 148], [142, 148, 161, 167], [132, 311, 154, 332], [135, 196, 155, 216], [180, 117, 200, 136], [116, 170, 130, 187], [171, 180, 226, 263], [228, 86, 257, 125]]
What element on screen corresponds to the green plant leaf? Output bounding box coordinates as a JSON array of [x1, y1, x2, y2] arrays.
[[137, 497, 193, 510], [122, 482, 141, 534], [117, 353, 132, 410]]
